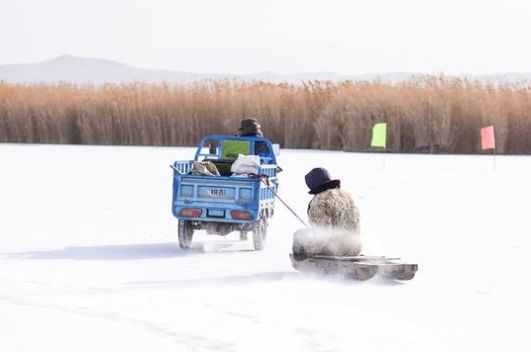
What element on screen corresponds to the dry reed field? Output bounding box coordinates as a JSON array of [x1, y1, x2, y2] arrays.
[[1, 79, 530, 154]]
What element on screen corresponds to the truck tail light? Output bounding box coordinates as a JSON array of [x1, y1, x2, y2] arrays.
[[230, 210, 252, 220], [180, 208, 202, 218]]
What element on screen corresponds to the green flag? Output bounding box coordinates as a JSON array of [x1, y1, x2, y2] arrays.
[[371, 122, 387, 148], [221, 139, 250, 160]]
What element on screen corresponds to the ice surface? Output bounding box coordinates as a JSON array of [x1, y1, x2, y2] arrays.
[[1, 143, 530, 352]]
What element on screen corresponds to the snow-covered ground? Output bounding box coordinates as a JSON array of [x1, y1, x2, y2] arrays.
[[1, 143, 530, 352]]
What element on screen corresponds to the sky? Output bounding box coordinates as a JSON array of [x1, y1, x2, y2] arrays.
[[1, 0, 531, 75]]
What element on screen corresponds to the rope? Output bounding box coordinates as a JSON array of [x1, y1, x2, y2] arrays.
[[249, 173, 309, 228]]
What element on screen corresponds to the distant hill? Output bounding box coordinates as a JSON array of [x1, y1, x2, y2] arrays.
[[0, 55, 227, 84], [0, 55, 530, 85]]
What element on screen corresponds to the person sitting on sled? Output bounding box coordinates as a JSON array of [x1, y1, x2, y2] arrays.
[[292, 167, 361, 259]]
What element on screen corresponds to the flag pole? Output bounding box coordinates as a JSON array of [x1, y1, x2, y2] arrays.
[[493, 127, 497, 171], [371, 122, 387, 171], [480, 125, 496, 171]]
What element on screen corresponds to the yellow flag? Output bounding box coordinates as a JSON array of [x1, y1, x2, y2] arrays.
[[371, 123, 387, 148]]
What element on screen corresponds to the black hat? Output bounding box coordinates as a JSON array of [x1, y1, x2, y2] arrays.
[[239, 118, 263, 137], [304, 167, 341, 195]]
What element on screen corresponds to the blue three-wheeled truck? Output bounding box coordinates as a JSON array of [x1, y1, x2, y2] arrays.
[[171, 134, 279, 250]]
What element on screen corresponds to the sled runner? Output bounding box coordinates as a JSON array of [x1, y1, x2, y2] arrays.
[[289, 253, 418, 281]]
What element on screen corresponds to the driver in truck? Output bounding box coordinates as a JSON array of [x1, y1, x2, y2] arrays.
[[238, 118, 263, 137], [237, 118, 271, 158]]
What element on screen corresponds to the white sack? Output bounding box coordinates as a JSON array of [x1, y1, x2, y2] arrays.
[[231, 154, 260, 175]]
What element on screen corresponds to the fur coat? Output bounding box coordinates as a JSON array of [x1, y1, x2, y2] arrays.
[[293, 188, 361, 257], [308, 188, 360, 232]]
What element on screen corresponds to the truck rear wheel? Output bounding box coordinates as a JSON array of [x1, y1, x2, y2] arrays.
[[252, 217, 267, 251], [178, 220, 194, 249]]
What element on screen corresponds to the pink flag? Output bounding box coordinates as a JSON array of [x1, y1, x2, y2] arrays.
[[481, 125, 495, 150]]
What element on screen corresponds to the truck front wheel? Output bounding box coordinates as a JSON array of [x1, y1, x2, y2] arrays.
[[178, 219, 194, 249], [252, 217, 267, 251]]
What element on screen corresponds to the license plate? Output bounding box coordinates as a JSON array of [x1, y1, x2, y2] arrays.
[[210, 188, 226, 197]]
